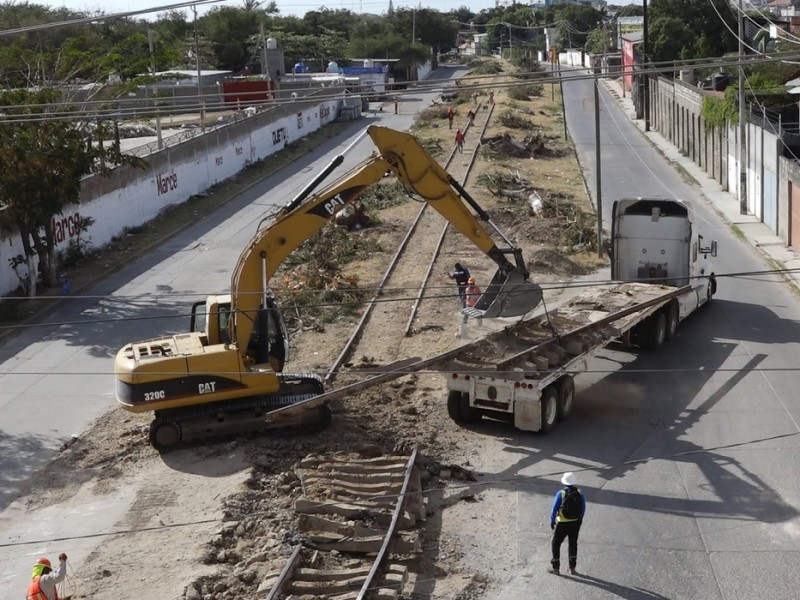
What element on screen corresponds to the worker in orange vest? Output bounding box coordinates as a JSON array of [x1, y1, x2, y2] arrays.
[[27, 554, 67, 600], [463, 276, 482, 324]]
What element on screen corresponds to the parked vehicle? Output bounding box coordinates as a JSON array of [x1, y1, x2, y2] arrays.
[[446, 198, 718, 432]]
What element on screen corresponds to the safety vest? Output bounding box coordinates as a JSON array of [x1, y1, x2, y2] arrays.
[[556, 487, 581, 523], [27, 577, 58, 600], [465, 284, 481, 307]]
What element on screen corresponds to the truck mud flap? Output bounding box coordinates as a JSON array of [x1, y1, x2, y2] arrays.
[[472, 267, 543, 319]]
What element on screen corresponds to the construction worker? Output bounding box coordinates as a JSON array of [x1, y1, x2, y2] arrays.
[[467, 107, 476, 125], [447, 105, 455, 129], [27, 554, 67, 600], [455, 128, 465, 153], [447, 262, 470, 307], [463, 276, 482, 324]]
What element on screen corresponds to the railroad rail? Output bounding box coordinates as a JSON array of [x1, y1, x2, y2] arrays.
[[265, 449, 423, 599], [325, 98, 494, 385]]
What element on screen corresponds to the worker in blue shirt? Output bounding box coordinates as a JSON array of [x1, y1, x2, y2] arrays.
[[549, 472, 586, 575]]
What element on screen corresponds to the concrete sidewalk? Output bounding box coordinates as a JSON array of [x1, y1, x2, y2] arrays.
[[600, 76, 800, 285]]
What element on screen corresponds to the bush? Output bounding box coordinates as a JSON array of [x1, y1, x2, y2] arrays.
[[467, 59, 504, 75], [277, 226, 382, 325], [508, 83, 543, 101], [511, 54, 542, 73], [498, 110, 534, 130]]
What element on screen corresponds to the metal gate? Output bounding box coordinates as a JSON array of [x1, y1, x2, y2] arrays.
[[764, 171, 777, 233], [790, 182, 800, 248]]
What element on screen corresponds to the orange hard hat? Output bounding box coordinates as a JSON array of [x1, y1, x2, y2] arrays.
[[36, 558, 51, 568], [468, 276, 476, 284]]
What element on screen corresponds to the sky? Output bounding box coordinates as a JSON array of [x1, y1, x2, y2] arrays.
[[32, 0, 504, 19]]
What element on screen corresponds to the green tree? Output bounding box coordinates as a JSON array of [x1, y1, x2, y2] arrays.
[[556, 5, 602, 50], [648, 16, 696, 62], [648, 0, 737, 62], [199, 7, 263, 71], [585, 25, 616, 54], [0, 89, 145, 295]]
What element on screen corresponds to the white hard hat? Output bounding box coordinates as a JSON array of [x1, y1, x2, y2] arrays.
[[561, 472, 576, 486]]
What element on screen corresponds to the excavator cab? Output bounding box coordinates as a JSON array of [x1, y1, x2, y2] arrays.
[[246, 295, 289, 373], [471, 249, 543, 319]]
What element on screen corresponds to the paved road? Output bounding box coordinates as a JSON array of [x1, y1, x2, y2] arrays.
[[495, 71, 800, 598], [0, 66, 464, 597]]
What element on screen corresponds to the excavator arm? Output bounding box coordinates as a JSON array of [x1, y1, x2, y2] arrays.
[[230, 125, 542, 355]]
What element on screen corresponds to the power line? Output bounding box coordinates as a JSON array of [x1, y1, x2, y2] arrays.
[[0, 264, 789, 332], [1, 428, 797, 549]]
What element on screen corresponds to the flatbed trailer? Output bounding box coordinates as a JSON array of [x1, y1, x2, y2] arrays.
[[264, 282, 693, 431], [441, 282, 693, 432]]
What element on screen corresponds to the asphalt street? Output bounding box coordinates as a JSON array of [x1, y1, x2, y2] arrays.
[[0, 66, 463, 597], [493, 72, 800, 598]]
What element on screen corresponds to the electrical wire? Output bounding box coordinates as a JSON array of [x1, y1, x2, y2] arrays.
[[0, 264, 790, 329], [1, 428, 797, 549], [0, 52, 798, 124]]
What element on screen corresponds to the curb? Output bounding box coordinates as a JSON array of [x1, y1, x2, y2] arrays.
[[598, 74, 800, 292]]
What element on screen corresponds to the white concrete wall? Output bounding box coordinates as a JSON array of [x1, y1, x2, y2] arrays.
[[0, 97, 343, 296], [559, 50, 583, 67], [417, 60, 432, 81]]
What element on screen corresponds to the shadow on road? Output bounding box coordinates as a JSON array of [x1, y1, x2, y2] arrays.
[[569, 572, 672, 599], [457, 298, 800, 526]]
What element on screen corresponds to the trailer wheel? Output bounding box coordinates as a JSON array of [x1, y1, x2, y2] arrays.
[[642, 311, 667, 350], [557, 376, 575, 421], [665, 302, 679, 339], [459, 392, 482, 423], [447, 391, 463, 422], [149, 419, 181, 452], [540, 386, 558, 433]]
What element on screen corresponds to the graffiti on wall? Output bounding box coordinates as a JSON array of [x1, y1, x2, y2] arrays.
[[156, 172, 178, 196], [272, 127, 287, 146], [320, 104, 331, 124], [52, 211, 83, 244]]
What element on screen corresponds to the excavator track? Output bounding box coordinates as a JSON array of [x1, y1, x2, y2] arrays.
[[148, 373, 330, 452]]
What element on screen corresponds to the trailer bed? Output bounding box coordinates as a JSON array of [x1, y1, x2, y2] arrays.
[[264, 282, 686, 425]]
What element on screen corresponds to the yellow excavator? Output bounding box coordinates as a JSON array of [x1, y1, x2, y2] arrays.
[[115, 125, 543, 451]]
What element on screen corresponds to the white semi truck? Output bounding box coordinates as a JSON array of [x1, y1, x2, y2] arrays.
[[444, 197, 718, 432]]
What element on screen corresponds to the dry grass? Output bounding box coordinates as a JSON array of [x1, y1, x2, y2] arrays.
[[404, 60, 603, 275]]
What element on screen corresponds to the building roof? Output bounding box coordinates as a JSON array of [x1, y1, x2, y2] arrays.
[[621, 31, 644, 43], [155, 69, 232, 78]]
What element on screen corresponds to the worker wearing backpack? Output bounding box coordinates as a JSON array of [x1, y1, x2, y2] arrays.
[[549, 472, 586, 575]]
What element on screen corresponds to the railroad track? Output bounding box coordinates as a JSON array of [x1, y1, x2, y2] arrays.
[[264, 448, 424, 599], [326, 97, 496, 384]]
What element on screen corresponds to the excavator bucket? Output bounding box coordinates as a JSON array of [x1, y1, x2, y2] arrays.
[[471, 267, 543, 319]]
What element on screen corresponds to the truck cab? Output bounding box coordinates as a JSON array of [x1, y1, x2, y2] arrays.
[[611, 198, 717, 318]]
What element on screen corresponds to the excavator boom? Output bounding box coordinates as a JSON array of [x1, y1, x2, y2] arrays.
[[230, 125, 542, 353]]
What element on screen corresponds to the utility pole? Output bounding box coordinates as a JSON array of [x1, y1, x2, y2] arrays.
[[192, 5, 205, 130], [412, 8, 416, 43], [738, 0, 748, 214], [643, 0, 650, 132], [594, 77, 603, 257], [260, 22, 269, 78], [147, 28, 163, 149]]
